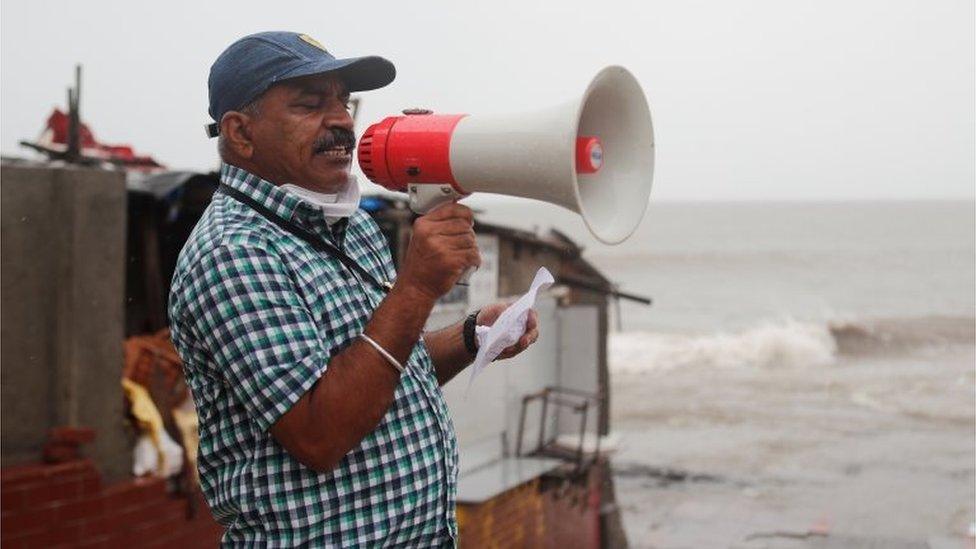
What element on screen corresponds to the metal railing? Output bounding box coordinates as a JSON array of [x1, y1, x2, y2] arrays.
[[514, 386, 603, 472]]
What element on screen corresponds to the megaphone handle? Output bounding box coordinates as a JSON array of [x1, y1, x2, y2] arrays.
[[407, 183, 479, 285], [407, 183, 463, 214]]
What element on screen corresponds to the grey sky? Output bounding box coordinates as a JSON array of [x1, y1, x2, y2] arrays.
[[2, 0, 973, 201]]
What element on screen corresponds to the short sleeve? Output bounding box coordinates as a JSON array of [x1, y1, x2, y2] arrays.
[[178, 243, 327, 431]]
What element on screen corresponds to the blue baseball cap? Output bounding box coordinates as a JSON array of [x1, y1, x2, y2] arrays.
[[206, 31, 395, 137]]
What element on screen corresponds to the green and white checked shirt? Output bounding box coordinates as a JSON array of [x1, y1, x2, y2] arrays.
[[169, 163, 459, 547]]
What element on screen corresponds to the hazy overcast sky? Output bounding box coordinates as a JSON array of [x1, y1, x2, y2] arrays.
[[2, 0, 973, 200]]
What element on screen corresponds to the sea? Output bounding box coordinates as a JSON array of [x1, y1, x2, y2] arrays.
[[475, 199, 975, 371], [473, 198, 976, 546]]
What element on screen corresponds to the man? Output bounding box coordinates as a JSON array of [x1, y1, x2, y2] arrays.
[[168, 32, 539, 546]]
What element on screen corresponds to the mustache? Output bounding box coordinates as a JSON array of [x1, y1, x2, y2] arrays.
[[313, 128, 356, 154]]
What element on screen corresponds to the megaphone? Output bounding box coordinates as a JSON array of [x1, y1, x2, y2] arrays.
[[357, 65, 654, 245]]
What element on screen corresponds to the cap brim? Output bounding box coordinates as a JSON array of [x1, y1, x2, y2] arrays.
[[205, 55, 395, 138], [277, 55, 396, 92]]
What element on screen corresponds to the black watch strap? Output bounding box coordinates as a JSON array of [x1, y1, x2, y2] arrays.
[[463, 310, 480, 356]]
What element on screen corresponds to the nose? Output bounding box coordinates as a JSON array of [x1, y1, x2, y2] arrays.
[[325, 101, 354, 132]]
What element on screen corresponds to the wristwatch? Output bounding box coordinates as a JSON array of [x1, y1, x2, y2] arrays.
[[463, 309, 480, 356]]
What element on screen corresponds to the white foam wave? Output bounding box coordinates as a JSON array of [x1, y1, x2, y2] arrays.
[[610, 320, 837, 373]]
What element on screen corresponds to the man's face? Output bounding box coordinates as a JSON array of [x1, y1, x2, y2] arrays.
[[246, 74, 355, 193]]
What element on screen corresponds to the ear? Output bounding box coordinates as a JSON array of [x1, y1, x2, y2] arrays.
[[220, 111, 256, 159]]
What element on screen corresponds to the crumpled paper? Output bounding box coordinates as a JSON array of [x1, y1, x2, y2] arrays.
[[467, 267, 554, 391]]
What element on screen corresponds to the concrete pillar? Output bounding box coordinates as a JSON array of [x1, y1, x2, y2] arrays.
[[1, 164, 131, 480]]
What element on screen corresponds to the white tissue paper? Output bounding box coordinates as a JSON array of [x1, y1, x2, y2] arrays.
[[467, 267, 554, 391], [132, 430, 184, 478]]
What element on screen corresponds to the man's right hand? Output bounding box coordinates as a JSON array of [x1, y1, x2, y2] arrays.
[[397, 203, 481, 300]]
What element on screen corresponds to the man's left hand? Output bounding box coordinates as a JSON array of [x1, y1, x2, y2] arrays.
[[475, 302, 540, 361]]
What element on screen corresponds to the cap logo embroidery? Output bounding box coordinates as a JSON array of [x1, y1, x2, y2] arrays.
[[298, 34, 327, 52]]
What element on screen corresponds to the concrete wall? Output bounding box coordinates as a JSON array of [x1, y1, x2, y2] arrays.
[[1, 164, 130, 480]]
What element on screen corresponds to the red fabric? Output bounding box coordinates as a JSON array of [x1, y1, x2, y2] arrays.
[[42, 109, 163, 168]]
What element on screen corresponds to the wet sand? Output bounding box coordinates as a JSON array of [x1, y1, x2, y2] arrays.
[[610, 345, 975, 548]]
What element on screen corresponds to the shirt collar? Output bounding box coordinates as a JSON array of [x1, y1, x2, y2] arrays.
[[219, 163, 321, 223]]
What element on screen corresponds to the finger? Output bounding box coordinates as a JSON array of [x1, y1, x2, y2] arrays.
[[507, 334, 530, 355], [496, 347, 517, 360], [421, 203, 457, 221], [431, 219, 477, 236], [445, 236, 478, 252], [450, 203, 474, 224], [476, 304, 502, 325], [446, 250, 480, 274], [411, 218, 431, 237], [424, 202, 473, 223]]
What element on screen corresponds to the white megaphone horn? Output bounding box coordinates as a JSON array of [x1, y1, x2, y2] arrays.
[[357, 65, 654, 245]]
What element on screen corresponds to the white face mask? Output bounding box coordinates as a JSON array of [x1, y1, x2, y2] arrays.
[[280, 175, 361, 220]]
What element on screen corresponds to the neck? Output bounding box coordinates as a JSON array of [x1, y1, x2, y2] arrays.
[[224, 157, 283, 186], [223, 158, 344, 193]]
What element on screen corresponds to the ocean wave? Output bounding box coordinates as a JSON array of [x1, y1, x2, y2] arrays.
[[609, 316, 975, 373], [829, 316, 975, 355]]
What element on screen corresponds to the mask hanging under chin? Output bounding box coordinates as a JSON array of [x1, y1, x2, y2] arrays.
[[280, 174, 362, 220]]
